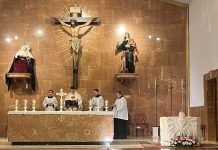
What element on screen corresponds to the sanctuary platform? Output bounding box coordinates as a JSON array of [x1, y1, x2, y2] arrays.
[[8, 111, 114, 143]]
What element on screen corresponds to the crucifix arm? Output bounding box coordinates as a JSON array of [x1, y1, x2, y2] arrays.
[[79, 18, 95, 28], [58, 19, 71, 27]]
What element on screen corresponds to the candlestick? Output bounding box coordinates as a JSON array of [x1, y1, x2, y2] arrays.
[[89, 99, 92, 111], [32, 99, 36, 111], [105, 99, 108, 111], [154, 78, 158, 126], [167, 78, 173, 116], [89, 99, 92, 107], [15, 99, 19, 111], [24, 99, 28, 111]]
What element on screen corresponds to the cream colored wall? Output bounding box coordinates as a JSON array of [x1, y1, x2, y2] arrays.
[[189, 0, 218, 106]]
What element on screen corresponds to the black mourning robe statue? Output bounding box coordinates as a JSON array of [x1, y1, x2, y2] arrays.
[[5, 57, 36, 91]]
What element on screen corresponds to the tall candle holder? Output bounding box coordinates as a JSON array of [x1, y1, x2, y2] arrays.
[[181, 78, 185, 113], [152, 78, 159, 138], [24, 99, 28, 111], [105, 99, 108, 111], [88, 99, 92, 111], [168, 78, 173, 116], [32, 99, 36, 111], [154, 78, 158, 127], [15, 99, 19, 111]]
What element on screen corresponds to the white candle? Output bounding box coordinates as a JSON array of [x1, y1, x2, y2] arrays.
[[15, 99, 19, 111], [15, 99, 19, 106], [24, 99, 27, 106], [105, 100, 108, 108], [32, 99, 36, 107], [89, 99, 92, 107], [105, 100, 108, 111]]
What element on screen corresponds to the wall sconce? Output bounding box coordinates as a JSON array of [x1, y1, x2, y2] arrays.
[[34, 28, 45, 38], [5, 37, 12, 43], [14, 35, 19, 40]]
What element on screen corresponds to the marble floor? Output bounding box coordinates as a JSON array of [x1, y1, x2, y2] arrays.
[[0, 137, 218, 150]]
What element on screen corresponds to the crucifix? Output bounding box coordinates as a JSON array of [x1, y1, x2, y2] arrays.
[[52, 4, 100, 89], [56, 88, 67, 111]]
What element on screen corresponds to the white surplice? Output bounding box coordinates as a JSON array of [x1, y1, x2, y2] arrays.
[[43, 96, 58, 111], [91, 95, 105, 111], [113, 96, 128, 120]]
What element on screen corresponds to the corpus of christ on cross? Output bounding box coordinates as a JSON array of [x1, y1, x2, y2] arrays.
[[51, 4, 100, 89]]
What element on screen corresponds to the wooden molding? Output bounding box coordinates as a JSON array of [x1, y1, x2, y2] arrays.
[[115, 73, 139, 83]]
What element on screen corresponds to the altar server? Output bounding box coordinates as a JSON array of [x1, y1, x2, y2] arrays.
[[65, 86, 83, 111], [91, 89, 105, 111], [43, 90, 58, 111], [113, 91, 128, 139]]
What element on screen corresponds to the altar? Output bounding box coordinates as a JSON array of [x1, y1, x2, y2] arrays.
[[8, 111, 114, 143]]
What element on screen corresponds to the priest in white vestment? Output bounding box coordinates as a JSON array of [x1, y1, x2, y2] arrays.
[[43, 90, 58, 111], [65, 86, 83, 111], [113, 91, 128, 139], [91, 89, 105, 111]]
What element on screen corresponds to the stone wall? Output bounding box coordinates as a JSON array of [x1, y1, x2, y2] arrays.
[[0, 0, 187, 136]]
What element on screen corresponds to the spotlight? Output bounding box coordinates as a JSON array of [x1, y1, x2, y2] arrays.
[[156, 37, 160, 41], [35, 29, 45, 38], [5, 37, 12, 43], [148, 35, 152, 39], [118, 25, 126, 35], [14, 35, 18, 40], [37, 29, 43, 35]]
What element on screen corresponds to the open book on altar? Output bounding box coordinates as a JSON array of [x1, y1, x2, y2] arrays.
[[65, 100, 79, 108]]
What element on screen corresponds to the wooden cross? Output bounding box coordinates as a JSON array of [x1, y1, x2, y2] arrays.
[[51, 4, 100, 89], [56, 88, 67, 111]]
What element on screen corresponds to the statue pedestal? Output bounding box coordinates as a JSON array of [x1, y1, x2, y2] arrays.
[[115, 73, 139, 83], [6, 73, 31, 79]]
